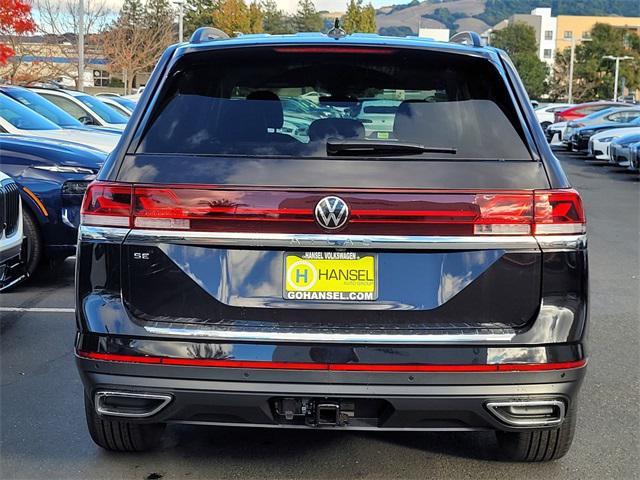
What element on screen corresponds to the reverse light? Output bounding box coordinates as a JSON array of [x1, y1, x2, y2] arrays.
[[81, 183, 585, 236]]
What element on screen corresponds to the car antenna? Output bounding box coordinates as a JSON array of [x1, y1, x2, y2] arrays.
[[327, 18, 346, 39]]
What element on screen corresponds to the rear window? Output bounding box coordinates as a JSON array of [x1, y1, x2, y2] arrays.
[[138, 46, 532, 160]]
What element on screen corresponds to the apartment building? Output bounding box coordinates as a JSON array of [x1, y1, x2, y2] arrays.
[[484, 9, 639, 66]]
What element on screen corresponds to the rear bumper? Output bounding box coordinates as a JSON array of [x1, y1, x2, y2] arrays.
[[77, 355, 585, 432]]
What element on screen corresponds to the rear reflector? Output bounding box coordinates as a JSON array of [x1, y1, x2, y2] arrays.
[[77, 351, 587, 372], [81, 183, 585, 236]]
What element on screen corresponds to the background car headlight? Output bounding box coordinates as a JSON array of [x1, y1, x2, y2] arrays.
[[33, 165, 96, 174], [599, 137, 615, 143], [62, 180, 91, 195], [580, 130, 594, 136]]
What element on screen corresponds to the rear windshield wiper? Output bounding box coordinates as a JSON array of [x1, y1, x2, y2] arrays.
[[326, 139, 457, 157]]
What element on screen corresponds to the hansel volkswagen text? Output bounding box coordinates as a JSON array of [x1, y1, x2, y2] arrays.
[[75, 29, 588, 462]]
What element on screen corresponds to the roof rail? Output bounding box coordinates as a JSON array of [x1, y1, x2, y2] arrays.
[[449, 31, 483, 48], [190, 27, 230, 44]]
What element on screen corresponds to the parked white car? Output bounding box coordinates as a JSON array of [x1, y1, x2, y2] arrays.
[[0, 95, 120, 153], [535, 103, 571, 129], [588, 127, 640, 161], [545, 121, 569, 145], [354, 99, 401, 138], [29, 88, 128, 131], [0, 171, 25, 290]]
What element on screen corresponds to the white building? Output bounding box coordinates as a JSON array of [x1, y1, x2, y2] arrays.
[[533, 8, 557, 66], [418, 28, 450, 42], [482, 8, 557, 65]]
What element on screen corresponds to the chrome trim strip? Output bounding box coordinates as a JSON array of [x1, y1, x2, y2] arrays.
[[143, 325, 516, 344], [486, 400, 565, 427], [61, 208, 75, 229], [81, 227, 586, 252], [126, 229, 540, 250], [536, 234, 587, 252], [94, 391, 172, 418], [79, 225, 130, 242]]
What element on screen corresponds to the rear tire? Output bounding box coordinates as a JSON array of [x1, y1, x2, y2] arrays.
[[22, 209, 43, 276], [495, 402, 576, 462], [84, 394, 166, 452]]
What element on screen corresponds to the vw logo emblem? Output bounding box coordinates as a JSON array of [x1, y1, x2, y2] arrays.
[[314, 196, 349, 230]]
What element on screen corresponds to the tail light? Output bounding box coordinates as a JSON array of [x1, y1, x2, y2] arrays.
[[81, 182, 132, 227], [81, 183, 585, 236]]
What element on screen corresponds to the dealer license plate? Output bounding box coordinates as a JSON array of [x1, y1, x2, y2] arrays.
[[283, 252, 377, 301]]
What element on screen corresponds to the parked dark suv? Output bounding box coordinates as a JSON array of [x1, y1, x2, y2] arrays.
[[76, 29, 588, 462]]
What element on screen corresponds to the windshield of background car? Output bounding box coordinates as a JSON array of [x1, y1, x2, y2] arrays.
[[5, 89, 83, 128], [0, 95, 61, 130], [77, 94, 128, 124], [138, 46, 533, 160]]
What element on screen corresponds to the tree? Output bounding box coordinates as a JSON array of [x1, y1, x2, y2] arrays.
[[261, 0, 293, 34], [102, 0, 174, 94], [183, 0, 218, 38], [0, 0, 35, 64], [342, 0, 375, 34], [146, 0, 175, 32], [360, 3, 376, 33], [211, 0, 250, 35], [491, 22, 549, 98], [247, 1, 263, 33], [550, 23, 639, 101], [32, 0, 112, 88], [294, 0, 322, 33]]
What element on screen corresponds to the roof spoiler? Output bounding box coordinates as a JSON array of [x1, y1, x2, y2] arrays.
[[190, 27, 230, 44]]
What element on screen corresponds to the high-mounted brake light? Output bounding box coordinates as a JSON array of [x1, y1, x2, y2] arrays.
[[81, 183, 585, 236], [273, 47, 395, 54]]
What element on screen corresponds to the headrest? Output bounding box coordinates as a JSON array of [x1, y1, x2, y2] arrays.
[[246, 90, 284, 129], [308, 118, 365, 142]]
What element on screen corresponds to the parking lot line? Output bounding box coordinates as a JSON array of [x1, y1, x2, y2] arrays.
[[0, 307, 75, 313]]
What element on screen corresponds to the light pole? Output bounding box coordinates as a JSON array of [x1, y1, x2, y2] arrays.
[[602, 55, 633, 101], [78, 0, 85, 92], [173, 0, 185, 43]]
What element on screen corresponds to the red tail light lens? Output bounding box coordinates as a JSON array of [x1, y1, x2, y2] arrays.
[[81, 183, 132, 227], [474, 194, 532, 235], [81, 183, 585, 236], [534, 189, 586, 234]]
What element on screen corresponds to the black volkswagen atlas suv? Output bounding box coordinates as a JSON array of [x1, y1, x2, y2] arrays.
[[75, 29, 588, 461]]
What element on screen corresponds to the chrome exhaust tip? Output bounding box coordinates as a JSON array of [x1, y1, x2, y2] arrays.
[[486, 399, 565, 428], [94, 391, 172, 418]]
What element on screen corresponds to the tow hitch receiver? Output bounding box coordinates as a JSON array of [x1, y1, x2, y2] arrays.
[[273, 398, 355, 426]]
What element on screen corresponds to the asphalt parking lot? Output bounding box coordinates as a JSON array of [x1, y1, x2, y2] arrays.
[[1, 151, 638, 480]]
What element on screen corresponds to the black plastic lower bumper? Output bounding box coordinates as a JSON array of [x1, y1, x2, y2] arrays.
[[77, 356, 585, 432]]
